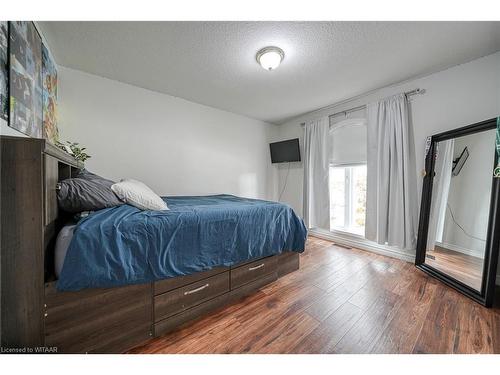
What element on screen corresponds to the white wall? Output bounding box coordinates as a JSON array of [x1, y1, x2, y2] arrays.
[[272, 52, 500, 219], [441, 130, 496, 257], [0, 120, 27, 136], [58, 66, 278, 199]]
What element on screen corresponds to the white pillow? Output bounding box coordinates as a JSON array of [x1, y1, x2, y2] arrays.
[[55, 224, 76, 278], [111, 179, 169, 211]]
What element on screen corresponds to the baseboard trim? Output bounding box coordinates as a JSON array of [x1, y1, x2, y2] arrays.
[[309, 228, 415, 263], [309, 228, 500, 286], [435, 241, 483, 259]]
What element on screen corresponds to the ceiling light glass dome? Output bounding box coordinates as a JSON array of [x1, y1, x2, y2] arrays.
[[256, 46, 285, 71]]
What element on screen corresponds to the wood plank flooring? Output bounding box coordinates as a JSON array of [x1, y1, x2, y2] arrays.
[[426, 246, 484, 291], [129, 236, 500, 354]]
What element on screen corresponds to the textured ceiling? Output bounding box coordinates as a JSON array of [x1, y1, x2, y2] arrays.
[[38, 21, 500, 124]]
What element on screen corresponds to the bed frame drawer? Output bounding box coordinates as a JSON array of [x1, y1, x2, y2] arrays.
[[153, 271, 279, 338], [231, 256, 277, 290], [154, 266, 228, 296], [155, 271, 230, 322]]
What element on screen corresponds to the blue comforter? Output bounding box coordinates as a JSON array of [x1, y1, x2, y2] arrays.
[[57, 195, 307, 291]]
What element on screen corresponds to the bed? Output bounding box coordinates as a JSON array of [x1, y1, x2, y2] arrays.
[[1, 136, 307, 353], [57, 194, 306, 291]]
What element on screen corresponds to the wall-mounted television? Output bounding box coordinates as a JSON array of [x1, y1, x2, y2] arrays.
[[270, 138, 301, 163], [452, 146, 469, 176]]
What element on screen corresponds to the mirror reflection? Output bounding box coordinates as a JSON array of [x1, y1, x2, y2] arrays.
[[425, 129, 496, 291]]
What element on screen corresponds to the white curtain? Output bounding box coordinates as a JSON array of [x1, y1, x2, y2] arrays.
[[303, 116, 330, 229], [426, 139, 454, 251], [365, 93, 418, 250]]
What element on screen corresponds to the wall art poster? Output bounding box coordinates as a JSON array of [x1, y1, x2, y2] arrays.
[[9, 21, 43, 137], [42, 43, 59, 143], [0, 21, 8, 122]]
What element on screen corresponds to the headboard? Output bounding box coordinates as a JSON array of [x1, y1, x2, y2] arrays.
[[1, 136, 82, 346]]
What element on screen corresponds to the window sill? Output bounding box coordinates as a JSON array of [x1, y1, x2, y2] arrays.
[[309, 227, 416, 263], [329, 227, 365, 240]]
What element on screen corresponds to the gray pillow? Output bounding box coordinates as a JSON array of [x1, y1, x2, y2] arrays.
[[57, 170, 124, 213], [74, 169, 113, 183]]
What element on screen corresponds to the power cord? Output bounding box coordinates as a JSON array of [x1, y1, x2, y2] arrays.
[[278, 162, 291, 202], [446, 202, 486, 243]]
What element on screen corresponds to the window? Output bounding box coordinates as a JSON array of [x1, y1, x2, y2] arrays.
[[329, 117, 367, 236], [330, 164, 367, 235]]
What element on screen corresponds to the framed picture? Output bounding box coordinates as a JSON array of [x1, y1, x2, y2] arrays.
[[0, 21, 7, 122], [42, 43, 59, 143], [9, 21, 43, 138]]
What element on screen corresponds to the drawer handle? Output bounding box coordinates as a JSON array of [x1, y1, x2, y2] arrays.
[[248, 263, 265, 271], [184, 283, 209, 295]]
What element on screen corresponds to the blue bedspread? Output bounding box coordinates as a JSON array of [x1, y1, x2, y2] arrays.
[[57, 195, 307, 291]]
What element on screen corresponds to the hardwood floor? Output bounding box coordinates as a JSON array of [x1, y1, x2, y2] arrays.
[[129, 236, 500, 354], [426, 246, 484, 291]]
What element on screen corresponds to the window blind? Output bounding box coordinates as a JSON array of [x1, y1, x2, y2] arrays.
[[329, 117, 367, 166]]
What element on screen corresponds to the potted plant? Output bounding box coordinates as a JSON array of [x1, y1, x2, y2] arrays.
[[55, 141, 91, 163]]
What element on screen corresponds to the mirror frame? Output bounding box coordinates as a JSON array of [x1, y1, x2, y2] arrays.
[[415, 117, 500, 307]]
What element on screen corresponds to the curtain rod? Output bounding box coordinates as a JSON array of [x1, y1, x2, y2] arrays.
[[300, 88, 424, 126]]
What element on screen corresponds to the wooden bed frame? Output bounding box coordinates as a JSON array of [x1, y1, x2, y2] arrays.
[[0, 136, 300, 353]]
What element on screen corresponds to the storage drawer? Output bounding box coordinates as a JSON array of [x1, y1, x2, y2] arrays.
[[230, 256, 277, 290], [154, 266, 228, 296], [154, 271, 229, 322], [154, 293, 229, 337], [154, 270, 280, 338]]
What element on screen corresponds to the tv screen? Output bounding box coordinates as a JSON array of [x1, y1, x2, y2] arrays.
[[452, 146, 469, 176], [270, 138, 301, 163]]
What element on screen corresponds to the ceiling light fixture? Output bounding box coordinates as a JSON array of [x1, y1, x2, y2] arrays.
[[256, 46, 284, 71]]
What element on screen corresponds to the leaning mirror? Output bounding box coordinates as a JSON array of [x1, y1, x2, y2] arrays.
[[416, 118, 500, 307]]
